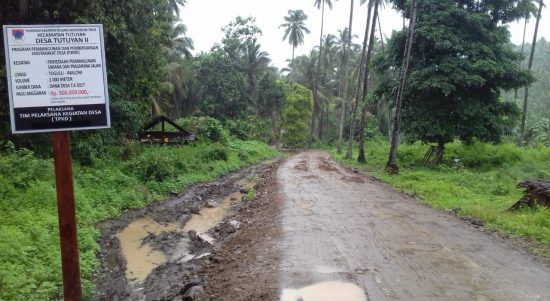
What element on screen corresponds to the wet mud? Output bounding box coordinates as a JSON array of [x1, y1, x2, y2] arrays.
[[93, 160, 280, 301]]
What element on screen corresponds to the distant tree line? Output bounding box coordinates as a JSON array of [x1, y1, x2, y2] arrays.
[[1, 0, 547, 172]]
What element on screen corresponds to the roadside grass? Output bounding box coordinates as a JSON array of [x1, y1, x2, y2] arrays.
[[0, 139, 278, 301], [333, 140, 550, 256]]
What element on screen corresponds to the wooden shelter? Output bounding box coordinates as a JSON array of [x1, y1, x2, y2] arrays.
[[138, 115, 195, 144]]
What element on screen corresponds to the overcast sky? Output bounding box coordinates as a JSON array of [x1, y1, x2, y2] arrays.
[[180, 1, 550, 69]]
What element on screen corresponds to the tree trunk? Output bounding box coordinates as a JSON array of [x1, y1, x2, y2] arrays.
[[346, 0, 373, 159], [292, 46, 295, 63], [515, 13, 529, 100], [547, 115, 550, 146], [519, 0, 543, 146], [319, 102, 325, 141], [337, 102, 346, 152], [435, 141, 445, 164], [386, 0, 418, 174], [273, 112, 282, 149], [324, 103, 329, 143], [310, 1, 326, 146], [378, 14, 384, 50], [388, 105, 393, 142], [357, 0, 379, 163], [337, 0, 355, 154]]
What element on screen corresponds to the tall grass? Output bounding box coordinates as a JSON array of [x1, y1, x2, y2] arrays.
[[0, 139, 278, 301], [334, 140, 550, 255]]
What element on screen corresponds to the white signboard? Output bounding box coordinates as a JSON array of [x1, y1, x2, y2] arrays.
[[3, 24, 110, 133]]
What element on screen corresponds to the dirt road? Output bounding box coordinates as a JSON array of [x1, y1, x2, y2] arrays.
[[96, 152, 550, 300], [200, 151, 550, 301]]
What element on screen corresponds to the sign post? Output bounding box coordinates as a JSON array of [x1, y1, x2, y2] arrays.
[[52, 131, 82, 301], [3, 24, 110, 301]]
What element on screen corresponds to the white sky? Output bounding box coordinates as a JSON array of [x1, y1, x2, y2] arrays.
[[180, 0, 550, 69]]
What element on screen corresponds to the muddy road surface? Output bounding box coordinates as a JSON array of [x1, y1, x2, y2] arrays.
[[95, 152, 550, 300], [93, 160, 280, 301], [198, 151, 550, 301]]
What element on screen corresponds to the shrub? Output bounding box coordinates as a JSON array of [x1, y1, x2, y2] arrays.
[[447, 142, 523, 169], [225, 117, 275, 143], [125, 147, 188, 182], [177, 116, 229, 143], [364, 113, 382, 141], [225, 119, 252, 141], [72, 131, 115, 166], [201, 144, 229, 162]]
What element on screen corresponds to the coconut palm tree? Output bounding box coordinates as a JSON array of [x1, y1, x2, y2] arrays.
[[317, 34, 341, 140], [158, 61, 194, 118], [285, 51, 318, 88], [519, 0, 545, 146], [346, 0, 374, 159], [234, 43, 271, 89], [165, 23, 194, 60], [157, 23, 195, 118], [281, 9, 311, 62], [357, 0, 380, 163], [335, 27, 360, 100], [386, 0, 418, 174], [234, 42, 271, 109], [337, 0, 365, 154], [321, 34, 339, 83], [170, 0, 187, 17], [514, 2, 538, 99], [337, 0, 355, 154], [311, 0, 337, 144]]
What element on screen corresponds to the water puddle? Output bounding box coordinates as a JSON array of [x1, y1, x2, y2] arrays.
[[183, 192, 242, 243], [117, 191, 243, 283], [280, 281, 367, 301], [116, 217, 181, 282]]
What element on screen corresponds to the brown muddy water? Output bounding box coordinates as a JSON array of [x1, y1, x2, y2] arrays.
[[116, 217, 181, 282], [116, 192, 243, 284], [183, 192, 243, 244]]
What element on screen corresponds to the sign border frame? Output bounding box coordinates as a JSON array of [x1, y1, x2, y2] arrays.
[[3, 24, 111, 134]]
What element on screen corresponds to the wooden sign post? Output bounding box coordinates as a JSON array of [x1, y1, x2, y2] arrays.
[[3, 24, 110, 300], [52, 131, 82, 301]]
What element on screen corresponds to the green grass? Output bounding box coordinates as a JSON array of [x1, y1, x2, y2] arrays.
[[333, 140, 550, 256], [0, 139, 278, 301], [243, 188, 257, 202]]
